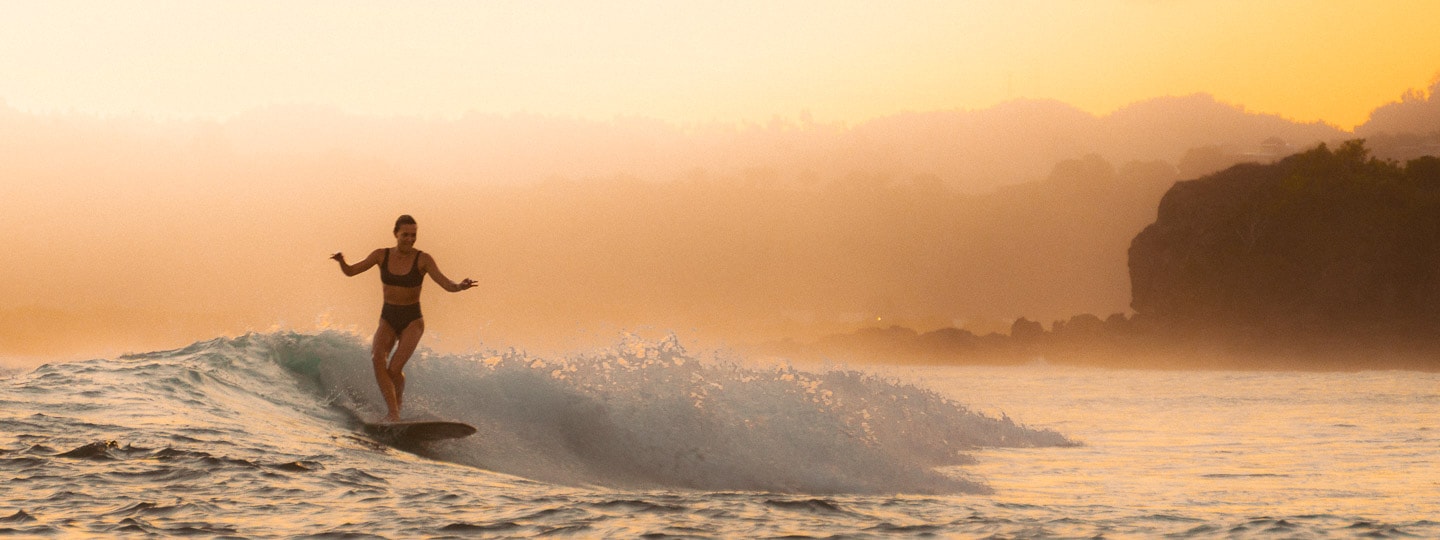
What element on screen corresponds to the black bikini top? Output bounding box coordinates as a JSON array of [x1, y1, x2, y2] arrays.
[[380, 248, 424, 288]]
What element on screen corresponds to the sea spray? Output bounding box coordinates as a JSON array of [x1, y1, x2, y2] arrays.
[[307, 332, 1075, 494], [5, 331, 1073, 497]]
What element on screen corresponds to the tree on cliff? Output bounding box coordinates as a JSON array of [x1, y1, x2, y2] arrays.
[[1128, 140, 1440, 336]]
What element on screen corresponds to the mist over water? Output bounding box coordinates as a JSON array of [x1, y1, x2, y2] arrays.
[[0, 94, 1369, 361]]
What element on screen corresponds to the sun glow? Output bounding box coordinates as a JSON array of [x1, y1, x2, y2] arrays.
[[1, 1, 1436, 128]]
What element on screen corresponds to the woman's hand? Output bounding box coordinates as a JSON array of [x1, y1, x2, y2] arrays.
[[331, 252, 345, 263], [458, 278, 476, 291]]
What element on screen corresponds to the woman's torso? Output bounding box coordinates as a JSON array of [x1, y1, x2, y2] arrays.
[[380, 248, 424, 305]]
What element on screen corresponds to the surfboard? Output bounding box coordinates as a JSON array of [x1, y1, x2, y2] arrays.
[[362, 420, 476, 442]]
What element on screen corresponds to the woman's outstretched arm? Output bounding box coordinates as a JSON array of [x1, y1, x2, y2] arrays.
[[420, 253, 476, 292], [332, 249, 384, 277]]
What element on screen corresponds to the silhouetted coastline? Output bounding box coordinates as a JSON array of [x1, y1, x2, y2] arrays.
[[760, 140, 1440, 371]]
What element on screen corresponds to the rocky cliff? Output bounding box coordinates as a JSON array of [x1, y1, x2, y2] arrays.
[[1129, 140, 1440, 340]]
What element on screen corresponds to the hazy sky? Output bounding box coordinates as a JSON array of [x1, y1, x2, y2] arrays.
[[3, 1, 1437, 129], [4, 1, 1440, 363]]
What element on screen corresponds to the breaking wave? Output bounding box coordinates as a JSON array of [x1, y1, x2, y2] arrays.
[[13, 331, 1075, 495]]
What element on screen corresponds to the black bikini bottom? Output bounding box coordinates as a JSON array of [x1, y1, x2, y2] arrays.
[[381, 303, 423, 334]]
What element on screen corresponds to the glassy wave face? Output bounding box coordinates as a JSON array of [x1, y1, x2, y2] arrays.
[[0, 332, 1073, 536]]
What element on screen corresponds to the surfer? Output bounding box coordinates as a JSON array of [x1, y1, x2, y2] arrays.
[[331, 214, 476, 421]]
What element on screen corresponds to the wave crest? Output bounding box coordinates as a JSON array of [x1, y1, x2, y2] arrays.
[[303, 332, 1074, 494]]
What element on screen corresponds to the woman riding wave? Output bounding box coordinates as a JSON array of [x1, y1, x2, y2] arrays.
[[331, 214, 475, 421]]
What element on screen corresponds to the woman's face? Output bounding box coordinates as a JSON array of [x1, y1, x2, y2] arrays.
[[395, 224, 417, 249]]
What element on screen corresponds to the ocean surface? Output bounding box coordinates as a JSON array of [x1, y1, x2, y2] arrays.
[[1, 331, 1435, 538]]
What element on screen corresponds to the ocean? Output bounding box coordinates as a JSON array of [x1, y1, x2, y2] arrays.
[[1, 331, 1435, 538]]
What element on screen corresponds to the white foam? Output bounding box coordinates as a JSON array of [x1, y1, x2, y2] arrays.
[[306, 332, 1072, 494]]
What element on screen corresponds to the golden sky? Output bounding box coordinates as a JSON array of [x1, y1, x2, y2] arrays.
[[2, 1, 1437, 129]]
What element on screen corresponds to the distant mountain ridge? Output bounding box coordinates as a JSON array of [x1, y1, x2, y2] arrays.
[[1357, 78, 1440, 138], [852, 94, 1346, 191], [5, 82, 1440, 362], [1, 91, 1359, 193]]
